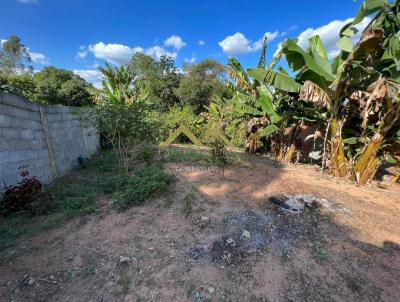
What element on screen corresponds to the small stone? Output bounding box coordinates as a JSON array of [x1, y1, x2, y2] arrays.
[[200, 216, 209, 222], [226, 238, 234, 244], [208, 286, 215, 294], [242, 230, 251, 239], [26, 277, 35, 286], [119, 256, 130, 264]]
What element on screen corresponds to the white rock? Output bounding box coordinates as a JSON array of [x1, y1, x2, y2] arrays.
[[208, 286, 215, 294], [119, 256, 130, 264], [27, 277, 35, 286], [200, 216, 210, 222], [226, 238, 234, 244], [242, 230, 251, 239]]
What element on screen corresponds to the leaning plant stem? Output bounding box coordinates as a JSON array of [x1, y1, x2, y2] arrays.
[[266, 48, 284, 72], [330, 118, 347, 177], [354, 100, 400, 185], [321, 119, 331, 173]]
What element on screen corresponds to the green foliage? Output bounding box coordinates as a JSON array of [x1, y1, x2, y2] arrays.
[[94, 64, 158, 171], [128, 54, 182, 110], [175, 59, 232, 113], [160, 105, 204, 142], [0, 73, 35, 99], [59, 194, 97, 218], [0, 35, 32, 74], [136, 145, 155, 162], [113, 164, 175, 209], [210, 139, 229, 173], [33, 66, 93, 106], [0, 149, 176, 256], [313, 246, 331, 262]]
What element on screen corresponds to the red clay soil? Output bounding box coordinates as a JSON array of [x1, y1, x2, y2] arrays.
[[0, 155, 399, 302]]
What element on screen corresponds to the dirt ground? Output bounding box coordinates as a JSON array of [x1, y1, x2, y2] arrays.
[[1, 150, 400, 302]]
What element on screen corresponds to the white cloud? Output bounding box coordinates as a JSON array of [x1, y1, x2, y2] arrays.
[[87, 41, 180, 65], [88, 42, 144, 65], [296, 17, 371, 59], [218, 32, 252, 56], [252, 31, 279, 50], [145, 45, 177, 60], [184, 57, 196, 64], [198, 40, 205, 46], [219, 31, 279, 56], [29, 51, 49, 65], [17, 0, 39, 4], [273, 42, 283, 57], [73, 69, 103, 89], [76, 46, 88, 59], [164, 35, 186, 50]]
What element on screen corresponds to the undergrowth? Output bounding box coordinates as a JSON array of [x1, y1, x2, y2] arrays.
[[0, 148, 173, 256]]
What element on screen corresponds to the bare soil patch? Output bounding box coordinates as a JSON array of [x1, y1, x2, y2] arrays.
[[0, 148, 399, 302]]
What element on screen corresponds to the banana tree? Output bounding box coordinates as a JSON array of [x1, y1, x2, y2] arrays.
[[256, 0, 400, 184]]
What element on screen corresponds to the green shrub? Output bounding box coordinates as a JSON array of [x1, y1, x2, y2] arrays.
[[0, 74, 35, 100], [113, 164, 174, 209], [136, 145, 154, 162], [59, 193, 97, 218], [100, 174, 130, 194], [160, 105, 204, 143]]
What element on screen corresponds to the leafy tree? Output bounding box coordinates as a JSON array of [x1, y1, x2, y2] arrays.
[[92, 64, 157, 171], [33, 66, 93, 106], [0, 35, 32, 74], [128, 54, 182, 110], [156, 55, 182, 108], [175, 59, 231, 113], [0, 73, 35, 99]]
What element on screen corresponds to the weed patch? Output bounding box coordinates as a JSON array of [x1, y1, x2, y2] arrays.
[[181, 193, 194, 217], [312, 246, 330, 262], [113, 164, 175, 209], [0, 150, 174, 254], [161, 148, 210, 163]]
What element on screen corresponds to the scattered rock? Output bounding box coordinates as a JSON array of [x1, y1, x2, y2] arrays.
[[268, 194, 334, 213], [208, 286, 215, 294], [199, 216, 210, 228], [242, 230, 251, 239], [201, 216, 210, 222], [119, 256, 130, 264], [25, 277, 35, 286], [226, 238, 234, 244]]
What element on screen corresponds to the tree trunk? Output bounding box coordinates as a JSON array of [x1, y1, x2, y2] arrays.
[[330, 118, 347, 177], [354, 101, 400, 185]]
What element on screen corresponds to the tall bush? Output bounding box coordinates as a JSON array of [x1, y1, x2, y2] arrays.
[[93, 64, 157, 171]]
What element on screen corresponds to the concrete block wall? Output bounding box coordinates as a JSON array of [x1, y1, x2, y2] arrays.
[[0, 92, 100, 190]]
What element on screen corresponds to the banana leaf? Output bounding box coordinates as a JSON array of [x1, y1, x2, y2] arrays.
[[282, 38, 336, 82], [353, 0, 387, 25], [255, 124, 280, 139], [248, 68, 300, 93], [343, 137, 359, 144], [309, 35, 333, 74], [257, 85, 282, 123]]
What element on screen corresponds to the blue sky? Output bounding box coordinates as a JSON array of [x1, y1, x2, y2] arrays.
[[1, 0, 366, 87]]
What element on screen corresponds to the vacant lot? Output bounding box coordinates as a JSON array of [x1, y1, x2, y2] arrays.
[[1, 147, 399, 302]]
